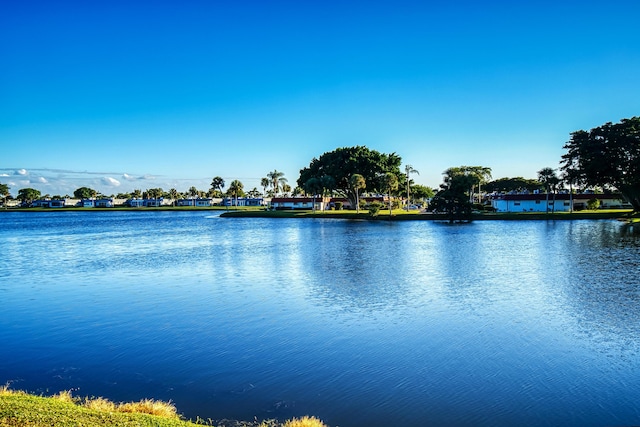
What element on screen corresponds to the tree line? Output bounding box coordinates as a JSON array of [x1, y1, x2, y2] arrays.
[[2, 116, 639, 212]]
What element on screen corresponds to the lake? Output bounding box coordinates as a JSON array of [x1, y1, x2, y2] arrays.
[[1, 211, 639, 426]]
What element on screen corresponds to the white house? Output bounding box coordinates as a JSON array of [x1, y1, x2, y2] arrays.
[[94, 198, 114, 208], [221, 197, 265, 207], [491, 193, 629, 212], [126, 198, 145, 207], [271, 197, 327, 210], [32, 199, 66, 208], [177, 198, 212, 207]]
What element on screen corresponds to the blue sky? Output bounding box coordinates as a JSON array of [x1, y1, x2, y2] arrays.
[[2, 0, 639, 197]]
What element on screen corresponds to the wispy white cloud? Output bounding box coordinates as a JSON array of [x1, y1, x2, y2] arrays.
[[123, 173, 155, 181], [0, 167, 210, 196], [102, 177, 121, 187]]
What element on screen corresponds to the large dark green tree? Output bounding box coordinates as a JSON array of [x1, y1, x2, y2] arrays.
[[74, 187, 97, 199], [17, 188, 41, 204], [484, 177, 543, 194], [561, 117, 640, 211], [430, 169, 477, 223], [297, 146, 403, 207], [410, 184, 435, 205]]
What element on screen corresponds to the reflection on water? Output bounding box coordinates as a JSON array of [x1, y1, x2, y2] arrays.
[[1, 212, 640, 427]]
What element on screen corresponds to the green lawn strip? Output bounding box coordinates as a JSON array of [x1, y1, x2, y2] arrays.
[[0, 394, 196, 427], [221, 209, 634, 221]]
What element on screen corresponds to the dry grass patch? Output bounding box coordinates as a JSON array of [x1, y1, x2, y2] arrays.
[[83, 396, 117, 412], [0, 384, 26, 397], [118, 398, 179, 418], [282, 416, 328, 427], [53, 389, 77, 404]]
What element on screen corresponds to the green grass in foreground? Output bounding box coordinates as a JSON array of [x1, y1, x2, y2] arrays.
[[0, 387, 328, 427]]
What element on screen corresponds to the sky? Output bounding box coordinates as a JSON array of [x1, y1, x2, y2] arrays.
[[2, 0, 639, 197]]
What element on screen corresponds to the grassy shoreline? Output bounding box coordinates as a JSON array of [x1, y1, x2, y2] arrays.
[[0, 387, 328, 427], [220, 209, 637, 221], [1, 205, 637, 221]]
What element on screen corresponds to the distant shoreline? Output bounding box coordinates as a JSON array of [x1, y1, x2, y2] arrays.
[[1, 206, 636, 221], [219, 209, 636, 221]]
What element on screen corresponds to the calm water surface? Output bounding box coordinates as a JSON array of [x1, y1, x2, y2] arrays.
[[1, 211, 640, 426]]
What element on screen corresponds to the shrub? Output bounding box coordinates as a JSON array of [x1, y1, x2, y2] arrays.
[[368, 201, 383, 217], [334, 201, 343, 210], [587, 197, 600, 210]]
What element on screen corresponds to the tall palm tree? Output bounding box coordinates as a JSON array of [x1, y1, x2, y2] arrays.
[[304, 177, 322, 213], [210, 176, 225, 198], [267, 170, 287, 197], [169, 188, 179, 206], [381, 172, 399, 216], [349, 173, 366, 213], [228, 180, 244, 207], [187, 186, 200, 199], [404, 165, 419, 211], [538, 167, 558, 214], [561, 169, 579, 213], [260, 177, 270, 197]]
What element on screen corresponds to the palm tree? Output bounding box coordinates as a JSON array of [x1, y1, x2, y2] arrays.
[[210, 176, 225, 199], [381, 172, 399, 216], [169, 188, 179, 206], [404, 165, 419, 211], [267, 170, 287, 197], [538, 167, 558, 214], [561, 169, 579, 213], [304, 177, 322, 213], [187, 186, 200, 203], [260, 177, 270, 197], [227, 180, 244, 207], [349, 174, 366, 213]]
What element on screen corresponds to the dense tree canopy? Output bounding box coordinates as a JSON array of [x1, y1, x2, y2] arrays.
[[297, 146, 402, 207], [17, 188, 41, 203], [561, 117, 640, 211], [484, 177, 542, 193], [430, 168, 478, 223], [73, 187, 97, 199], [410, 184, 435, 202]]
